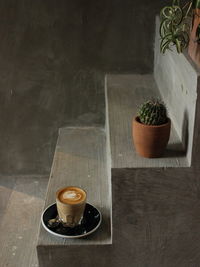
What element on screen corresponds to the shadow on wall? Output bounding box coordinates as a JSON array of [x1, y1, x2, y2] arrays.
[[182, 109, 189, 155], [164, 110, 189, 158]]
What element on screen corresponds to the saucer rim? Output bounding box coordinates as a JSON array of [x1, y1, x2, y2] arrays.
[[41, 202, 102, 239]]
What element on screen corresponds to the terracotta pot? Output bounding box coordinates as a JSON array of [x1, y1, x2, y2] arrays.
[[188, 8, 200, 67], [132, 117, 171, 158]]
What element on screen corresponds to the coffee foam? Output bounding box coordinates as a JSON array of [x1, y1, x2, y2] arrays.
[[58, 187, 86, 204], [62, 190, 82, 201]]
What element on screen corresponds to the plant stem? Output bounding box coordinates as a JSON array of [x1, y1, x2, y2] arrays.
[[182, 1, 191, 10], [184, 1, 193, 19]]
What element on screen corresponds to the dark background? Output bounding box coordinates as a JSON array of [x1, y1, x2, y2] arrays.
[[0, 0, 163, 175]]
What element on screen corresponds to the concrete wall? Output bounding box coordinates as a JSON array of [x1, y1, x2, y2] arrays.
[[154, 17, 200, 166], [0, 0, 162, 175]]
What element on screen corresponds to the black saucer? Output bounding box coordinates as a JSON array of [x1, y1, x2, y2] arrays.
[[41, 203, 102, 238]]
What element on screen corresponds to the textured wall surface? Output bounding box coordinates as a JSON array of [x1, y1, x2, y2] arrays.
[[0, 0, 162, 174], [111, 167, 200, 267], [154, 17, 200, 166]]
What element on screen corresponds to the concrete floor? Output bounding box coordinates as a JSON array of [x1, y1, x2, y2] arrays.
[[0, 176, 48, 267]]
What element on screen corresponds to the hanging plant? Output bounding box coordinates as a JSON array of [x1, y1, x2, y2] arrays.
[[160, 0, 200, 53]]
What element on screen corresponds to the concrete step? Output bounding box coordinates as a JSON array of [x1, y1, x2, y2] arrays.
[[37, 127, 112, 266], [36, 16, 200, 267], [106, 74, 189, 169]]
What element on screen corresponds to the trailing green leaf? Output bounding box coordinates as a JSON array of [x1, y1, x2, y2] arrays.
[[175, 38, 182, 52]]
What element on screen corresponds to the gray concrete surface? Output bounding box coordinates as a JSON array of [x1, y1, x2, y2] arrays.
[[37, 127, 111, 250], [2, 2, 200, 267], [37, 167, 200, 267], [111, 167, 200, 267], [192, 77, 200, 168], [0, 0, 163, 175], [37, 69, 200, 267], [0, 175, 48, 267], [37, 127, 111, 266], [154, 17, 200, 166], [106, 74, 188, 168]]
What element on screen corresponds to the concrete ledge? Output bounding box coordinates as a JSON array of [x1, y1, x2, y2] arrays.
[[106, 74, 189, 169], [37, 127, 112, 265]]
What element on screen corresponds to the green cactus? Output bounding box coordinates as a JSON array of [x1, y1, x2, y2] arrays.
[[138, 99, 168, 125]]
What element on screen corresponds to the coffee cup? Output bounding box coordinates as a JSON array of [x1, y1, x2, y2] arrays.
[[56, 186, 86, 227]]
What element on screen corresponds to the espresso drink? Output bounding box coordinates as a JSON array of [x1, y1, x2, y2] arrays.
[[56, 186, 86, 227]]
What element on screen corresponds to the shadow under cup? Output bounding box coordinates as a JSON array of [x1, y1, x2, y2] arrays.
[[56, 186, 87, 228]]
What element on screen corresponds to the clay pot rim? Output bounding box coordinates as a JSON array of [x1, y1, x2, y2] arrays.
[[133, 116, 171, 128]]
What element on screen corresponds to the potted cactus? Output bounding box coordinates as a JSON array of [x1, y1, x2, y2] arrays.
[[132, 99, 171, 158]]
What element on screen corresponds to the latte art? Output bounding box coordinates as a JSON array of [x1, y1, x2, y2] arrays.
[[63, 191, 82, 201], [57, 186, 86, 205]]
